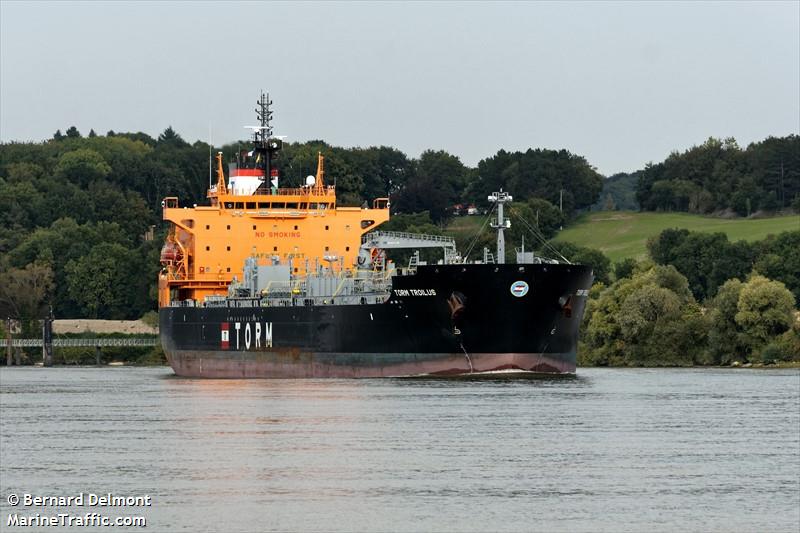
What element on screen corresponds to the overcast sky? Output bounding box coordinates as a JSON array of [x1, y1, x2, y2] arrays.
[[1, 1, 798, 176]]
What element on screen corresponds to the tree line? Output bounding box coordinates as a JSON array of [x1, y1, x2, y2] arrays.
[[636, 136, 800, 215], [0, 127, 603, 326], [217, 140, 604, 223], [1, 126, 797, 367], [0, 127, 210, 330]]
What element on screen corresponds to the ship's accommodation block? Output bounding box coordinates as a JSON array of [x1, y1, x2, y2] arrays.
[[159, 187, 389, 306]]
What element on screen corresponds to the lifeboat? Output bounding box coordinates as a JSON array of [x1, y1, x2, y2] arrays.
[[160, 241, 181, 265]]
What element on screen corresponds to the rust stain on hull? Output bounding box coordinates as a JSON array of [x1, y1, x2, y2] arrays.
[[166, 351, 575, 379]]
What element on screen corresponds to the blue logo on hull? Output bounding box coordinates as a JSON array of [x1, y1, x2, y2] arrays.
[[510, 281, 529, 297]]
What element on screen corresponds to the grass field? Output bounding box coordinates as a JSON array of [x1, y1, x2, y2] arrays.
[[552, 211, 800, 263], [445, 215, 488, 246]]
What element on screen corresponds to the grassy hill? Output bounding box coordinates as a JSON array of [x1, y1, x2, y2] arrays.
[[553, 211, 799, 263], [445, 215, 487, 244]]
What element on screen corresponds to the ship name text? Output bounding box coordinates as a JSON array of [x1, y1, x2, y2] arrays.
[[393, 289, 437, 297]]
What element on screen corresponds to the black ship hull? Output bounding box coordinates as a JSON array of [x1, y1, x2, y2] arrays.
[[159, 264, 593, 378]]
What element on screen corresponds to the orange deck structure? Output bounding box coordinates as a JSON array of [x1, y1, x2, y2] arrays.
[[159, 153, 389, 307]]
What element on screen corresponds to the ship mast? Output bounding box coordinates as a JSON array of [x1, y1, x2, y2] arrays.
[[488, 190, 512, 264], [253, 91, 282, 187], [254, 91, 272, 173]]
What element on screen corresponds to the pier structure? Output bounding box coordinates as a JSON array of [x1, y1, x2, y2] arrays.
[[2, 315, 157, 366]]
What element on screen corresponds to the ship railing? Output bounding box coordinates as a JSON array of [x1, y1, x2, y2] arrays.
[[228, 298, 262, 308], [258, 291, 390, 307], [246, 186, 337, 197], [165, 271, 198, 281], [355, 267, 394, 281], [259, 280, 301, 299], [361, 230, 456, 246], [353, 280, 392, 294], [259, 298, 294, 307], [170, 300, 196, 307], [256, 272, 392, 300]]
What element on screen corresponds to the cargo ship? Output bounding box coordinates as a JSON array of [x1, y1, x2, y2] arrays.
[[158, 93, 594, 378]]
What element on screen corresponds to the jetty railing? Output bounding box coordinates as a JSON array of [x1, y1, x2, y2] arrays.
[[6, 338, 158, 348]]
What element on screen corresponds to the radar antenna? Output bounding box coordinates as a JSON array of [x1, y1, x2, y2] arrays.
[[255, 91, 273, 142], [251, 90, 283, 186]]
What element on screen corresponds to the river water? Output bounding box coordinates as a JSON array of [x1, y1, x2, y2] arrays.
[[0, 367, 798, 532]]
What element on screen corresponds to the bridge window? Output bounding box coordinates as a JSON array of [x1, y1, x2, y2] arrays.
[[258, 202, 269, 209], [224, 202, 234, 209], [246, 202, 256, 209], [300, 203, 307, 209], [272, 202, 285, 209], [361, 220, 375, 229], [286, 203, 298, 209], [309, 202, 318, 209], [235, 202, 244, 209]]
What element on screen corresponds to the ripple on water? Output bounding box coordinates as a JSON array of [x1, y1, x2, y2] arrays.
[[1, 366, 798, 533]]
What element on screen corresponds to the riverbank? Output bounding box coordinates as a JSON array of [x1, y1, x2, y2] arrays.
[[53, 319, 157, 335], [730, 360, 800, 369]]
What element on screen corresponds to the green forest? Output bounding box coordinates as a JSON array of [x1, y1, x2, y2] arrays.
[[1, 127, 798, 364], [637, 136, 800, 215]]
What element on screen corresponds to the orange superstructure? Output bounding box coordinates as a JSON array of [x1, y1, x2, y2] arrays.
[[158, 154, 389, 307], [158, 94, 389, 307]]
